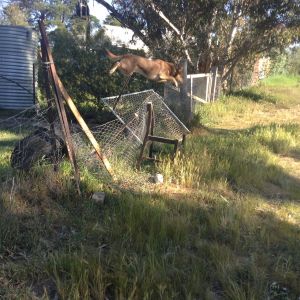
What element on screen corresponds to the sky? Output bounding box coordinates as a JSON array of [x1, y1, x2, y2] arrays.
[[0, 0, 111, 23], [0, 0, 9, 10], [89, 0, 110, 23]]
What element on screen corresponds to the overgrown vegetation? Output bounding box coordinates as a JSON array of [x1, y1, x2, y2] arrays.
[[48, 28, 161, 105], [0, 75, 299, 299], [270, 47, 300, 76]]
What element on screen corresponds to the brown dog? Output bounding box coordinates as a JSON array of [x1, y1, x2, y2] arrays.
[[106, 50, 183, 87]]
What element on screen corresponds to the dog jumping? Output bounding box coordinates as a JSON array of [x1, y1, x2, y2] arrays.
[[106, 50, 183, 87]]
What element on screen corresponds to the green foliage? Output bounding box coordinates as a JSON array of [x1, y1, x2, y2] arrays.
[[101, 0, 300, 79], [270, 47, 300, 76], [103, 14, 122, 26], [270, 52, 289, 75], [0, 3, 28, 25], [8, 0, 78, 27], [38, 26, 160, 119], [286, 47, 300, 75]]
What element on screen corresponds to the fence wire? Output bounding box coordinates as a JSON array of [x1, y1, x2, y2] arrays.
[[1, 90, 189, 185]]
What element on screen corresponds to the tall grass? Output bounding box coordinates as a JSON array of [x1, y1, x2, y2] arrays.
[[159, 123, 300, 199], [1, 76, 300, 299]]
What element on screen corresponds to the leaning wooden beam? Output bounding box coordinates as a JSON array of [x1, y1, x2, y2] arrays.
[[38, 19, 113, 178], [40, 47, 58, 171], [55, 76, 114, 177], [149, 107, 155, 158], [39, 25, 81, 194], [148, 135, 178, 145]]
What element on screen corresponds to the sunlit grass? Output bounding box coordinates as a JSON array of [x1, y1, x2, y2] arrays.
[[159, 123, 300, 199], [262, 75, 300, 87], [196, 75, 300, 129], [1, 75, 300, 299]]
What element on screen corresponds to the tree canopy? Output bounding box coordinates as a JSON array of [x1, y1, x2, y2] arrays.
[[96, 0, 300, 81], [0, 0, 299, 94], [103, 14, 121, 26]]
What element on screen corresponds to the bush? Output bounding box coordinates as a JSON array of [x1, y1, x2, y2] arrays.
[[38, 26, 161, 122]]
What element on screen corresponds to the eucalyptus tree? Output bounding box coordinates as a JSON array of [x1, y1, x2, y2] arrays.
[[6, 0, 78, 27], [0, 2, 28, 25], [95, 0, 300, 83]]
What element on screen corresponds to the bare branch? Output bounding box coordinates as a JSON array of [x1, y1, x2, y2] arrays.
[[95, 0, 151, 47], [148, 2, 193, 64]]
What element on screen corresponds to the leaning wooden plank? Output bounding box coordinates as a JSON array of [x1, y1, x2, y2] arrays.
[[39, 20, 81, 195], [41, 22, 113, 176], [55, 76, 114, 177], [38, 19, 113, 178], [137, 102, 153, 170], [40, 47, 58, 171]]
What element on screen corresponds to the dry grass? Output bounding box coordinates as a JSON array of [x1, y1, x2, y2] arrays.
[[0, 75, 300, 299]]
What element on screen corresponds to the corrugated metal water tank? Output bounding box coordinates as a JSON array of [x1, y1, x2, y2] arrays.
[[0, 25, 37, 109]]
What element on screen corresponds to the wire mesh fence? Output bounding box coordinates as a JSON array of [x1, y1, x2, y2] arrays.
[[164, 71, 222, 119], [1, 90, 189, 185], [102, 89, 190, 142]]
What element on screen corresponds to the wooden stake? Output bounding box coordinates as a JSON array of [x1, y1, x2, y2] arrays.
[[137, 102, 179, 169], [39, 19, 114, 179], [149, 107, 155, 158], [54, 75, 114, 177], [40, 44, 58, 171], [39, 20, 81, 195], [137, 102, 153, 170]]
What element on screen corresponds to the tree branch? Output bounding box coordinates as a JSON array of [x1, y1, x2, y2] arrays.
[[95, 0, 151, 47], [148, 2, 193, 64]]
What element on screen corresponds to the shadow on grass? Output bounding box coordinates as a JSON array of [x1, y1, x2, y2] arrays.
[[229, 89, 277, 104], [0, 179, 300, 299], [288, 149, 300, 162], [189, 124, 300, 201], [1, 119, 300, 297]]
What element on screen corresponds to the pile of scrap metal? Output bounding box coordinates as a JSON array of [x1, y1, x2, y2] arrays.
[[10, 125, 66, 171]]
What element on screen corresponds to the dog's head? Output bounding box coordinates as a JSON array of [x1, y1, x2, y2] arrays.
[[174, 64, 184, 86]]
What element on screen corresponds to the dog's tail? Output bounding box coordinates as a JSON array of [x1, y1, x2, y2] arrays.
[[105, 49, 122, 61]]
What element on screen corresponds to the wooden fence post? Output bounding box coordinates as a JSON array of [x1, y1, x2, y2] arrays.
[[190, 74, 194, 116], [40, 42, 58, 171], [180, 59, 192, 123], [205, 74, 208, 102], [212, 66, 218, 102]]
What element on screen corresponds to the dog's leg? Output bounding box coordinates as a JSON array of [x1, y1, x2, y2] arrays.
[[109, 61, 121, 75], [113, 75, 133, 110], [159, 75, 178, 87]]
